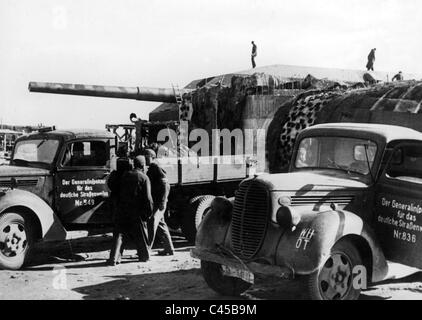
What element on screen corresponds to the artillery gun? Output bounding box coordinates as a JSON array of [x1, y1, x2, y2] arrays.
[[28, 82, 191, 102], [28, 80, 263, 241]]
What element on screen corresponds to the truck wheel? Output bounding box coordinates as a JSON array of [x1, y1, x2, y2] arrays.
[[194, 195, 216, 229], [181, 195, 215, 243], [0, 212, 34, 270], [201, 261, 252, 296], [307, 239, 363, 300], [181, 197, 201, 242]]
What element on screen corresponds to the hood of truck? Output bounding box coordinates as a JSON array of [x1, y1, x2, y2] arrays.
[[0, 165, 50, 178], [254, 171, 368, 192]]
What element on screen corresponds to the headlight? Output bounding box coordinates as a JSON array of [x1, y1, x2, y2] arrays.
[[276, 205, 301, 228]]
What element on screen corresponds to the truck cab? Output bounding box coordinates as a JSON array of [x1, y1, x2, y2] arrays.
[[192, 123, 422, 300], [0, 128, 116, 269]]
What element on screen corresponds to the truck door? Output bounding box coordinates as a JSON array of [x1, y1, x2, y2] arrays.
[[55, 139, 113, 224], [374, 141, 422, 268]]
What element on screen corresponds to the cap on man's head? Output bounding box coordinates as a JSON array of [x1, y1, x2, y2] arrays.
[[134, 155, 146, 169], [143, 148, 156, 159]]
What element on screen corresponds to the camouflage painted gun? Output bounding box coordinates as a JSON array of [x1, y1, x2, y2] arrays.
[[28, 81, 193, 104]]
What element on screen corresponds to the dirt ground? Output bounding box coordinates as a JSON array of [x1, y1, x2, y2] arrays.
[[1, 233, 422, 300]]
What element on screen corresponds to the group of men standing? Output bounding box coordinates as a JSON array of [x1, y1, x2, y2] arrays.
[[106, 146, 174, 266]]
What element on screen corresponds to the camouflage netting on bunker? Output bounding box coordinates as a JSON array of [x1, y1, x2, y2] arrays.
[[156, 72, 422, 166], [186, 72, 361, 135], [267, 81, 422, 173], [188, 75, 256, 133], [181, 72, 375, 158]]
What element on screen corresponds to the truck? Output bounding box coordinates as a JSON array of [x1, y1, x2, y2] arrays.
[[0, 123, 259, 270], [192, 122, 422, 300], [0, 127, 117, 269], [0, 78, 264, 270]]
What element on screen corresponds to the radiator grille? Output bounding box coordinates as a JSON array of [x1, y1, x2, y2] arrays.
[[232, 180, 269, 260], [0, 179, 39, 188]]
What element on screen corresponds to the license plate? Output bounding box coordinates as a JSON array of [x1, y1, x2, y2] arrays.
[[221, 265, 254, 284]]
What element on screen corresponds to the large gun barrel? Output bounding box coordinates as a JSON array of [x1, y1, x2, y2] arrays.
[[28, 81, 192, 103]]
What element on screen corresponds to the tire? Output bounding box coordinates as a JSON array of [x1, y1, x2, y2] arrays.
[[0, 212, 35, 270], [181, 195, 215, 242], [194, 195, 216, 229], [306, 239, 363, 300], [189, 196, 203, 205], [180, 198, 201, 242], [201, 261, 252, 296]]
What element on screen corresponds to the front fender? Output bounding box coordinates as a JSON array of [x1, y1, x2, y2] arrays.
[[0, 189, 66, 241], [195, 197, 232, 250], [276, 210, 388, 282]]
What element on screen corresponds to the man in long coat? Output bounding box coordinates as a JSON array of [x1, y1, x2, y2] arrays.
[[144, 149, 175, 255], [366, 48, 376, 71]]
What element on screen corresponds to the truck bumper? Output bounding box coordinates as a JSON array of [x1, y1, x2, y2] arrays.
[[191, 247, 295, 279]]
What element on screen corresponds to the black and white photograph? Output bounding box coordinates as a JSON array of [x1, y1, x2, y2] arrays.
[[2, 0, 422, 304]]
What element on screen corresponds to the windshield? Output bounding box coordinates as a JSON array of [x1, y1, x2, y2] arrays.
[[294, 136, 377, 175], [12, 138, 60, 166]]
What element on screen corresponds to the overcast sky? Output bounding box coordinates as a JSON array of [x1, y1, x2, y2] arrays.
[[1, 0, 421, 129]]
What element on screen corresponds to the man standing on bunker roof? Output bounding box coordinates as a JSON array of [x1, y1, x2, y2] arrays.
[[366, 48, 376, 71], [251, 41, 257, 68]]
